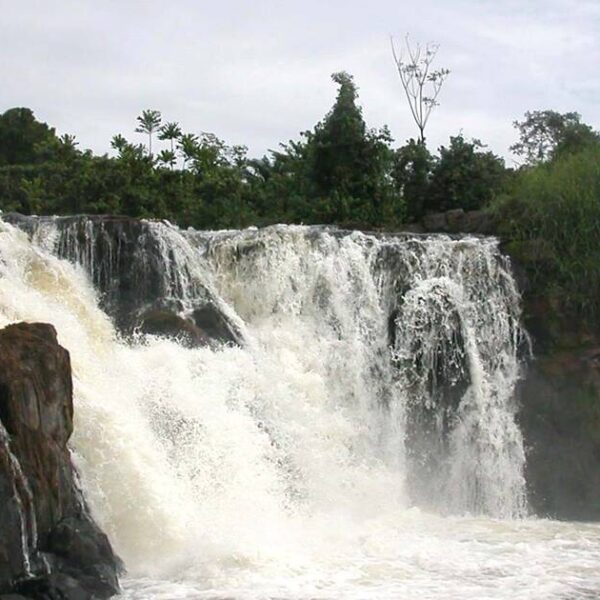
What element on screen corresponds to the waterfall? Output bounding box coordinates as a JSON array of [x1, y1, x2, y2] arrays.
[[0, 422, 34, 577], [0, 216, 530, 588]]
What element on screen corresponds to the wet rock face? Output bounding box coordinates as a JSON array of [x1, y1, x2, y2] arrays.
[[498, 246, 600, 520], [4, 214, 242, 348], [517, 348, 600, 520], [0, 322, 120, 599]]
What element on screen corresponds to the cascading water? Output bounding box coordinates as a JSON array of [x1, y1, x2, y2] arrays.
[[0, 215, 599, 599]]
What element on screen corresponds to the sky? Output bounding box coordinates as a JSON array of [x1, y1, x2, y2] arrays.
[[1, 0, 599, 163]]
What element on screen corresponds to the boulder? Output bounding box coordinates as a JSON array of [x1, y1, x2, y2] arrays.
[[445, 209, 466, 232], [0, 323, 121, 598], [15, 574, 90, 600], [139, 309, 210, 348]]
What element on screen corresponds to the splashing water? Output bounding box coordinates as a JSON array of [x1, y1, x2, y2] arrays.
[[0, 217, 598, 599]]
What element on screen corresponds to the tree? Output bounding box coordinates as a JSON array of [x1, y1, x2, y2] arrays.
[[510, 110, 599, 165], [428, 134, 506, 212], [305, 71, 398, 224], [392, 139, 433, 221], [111, 134, 128, 155], [158, 121, 182, 153], [157, 149, 177, 170], [178, 133, 199, 169], [0, 107, 57, 165], [135, 109, 162, 156], [391, 36, 450, 143]]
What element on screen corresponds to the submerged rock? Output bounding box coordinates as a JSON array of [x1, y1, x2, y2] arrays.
[[0, 322, 121, 599]]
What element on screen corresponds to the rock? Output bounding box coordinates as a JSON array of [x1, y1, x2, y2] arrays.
[[421, 209, 495, 234], [422, 212, 448, 232], [508, 240, 600, 519], [15, 573, 89, 600], [445, 209, 466, 232], [139, 309, 211, 348], [0, 323, 120, 598], [463, 210, 494, 234], [401, 223, 426, 234], [46, 517, 121, 598], [191, 305, 241, 346], [518, 351, 600, 520], [5, 214, 243, 348], [139, 304, 242, 348]]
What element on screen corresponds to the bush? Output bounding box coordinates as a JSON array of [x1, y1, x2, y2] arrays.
[[492, 144, 600, 322]]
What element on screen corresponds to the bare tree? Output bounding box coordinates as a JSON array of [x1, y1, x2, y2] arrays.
[[391, 36, 449, 143]]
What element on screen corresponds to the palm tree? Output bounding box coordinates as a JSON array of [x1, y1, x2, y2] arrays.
[[135, 109, 162, 156], [111, 134, 128, 155], [158, 122, 182, 153], [60, 134, 78, 150], [157, 149, 177, 170], [178, 133, 199, 170]]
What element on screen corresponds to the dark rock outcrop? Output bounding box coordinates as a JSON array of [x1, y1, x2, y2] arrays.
[[0, 322, 121, 599], [517, 348, 600, 520]]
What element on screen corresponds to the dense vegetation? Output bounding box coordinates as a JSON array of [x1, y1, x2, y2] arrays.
[[490, 110, 600, 333], [495, 144, 600, 331], [0, 72, 598, 326], [0, 72, 509, 229]]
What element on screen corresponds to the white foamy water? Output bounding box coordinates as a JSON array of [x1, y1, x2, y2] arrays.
[[0, 218, 599, 599]]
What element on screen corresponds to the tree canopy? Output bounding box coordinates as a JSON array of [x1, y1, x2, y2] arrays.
[[0, 108, 57, 166], [0, 78, 597, 233]]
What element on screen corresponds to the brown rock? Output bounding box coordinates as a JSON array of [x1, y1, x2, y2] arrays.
[[0, 323, 120, 598]]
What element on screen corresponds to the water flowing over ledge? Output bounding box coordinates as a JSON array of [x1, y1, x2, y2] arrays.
[[0, 215, 598, 599]]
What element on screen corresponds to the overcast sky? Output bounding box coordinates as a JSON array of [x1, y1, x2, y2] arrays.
[[2, 0, 599, 162]]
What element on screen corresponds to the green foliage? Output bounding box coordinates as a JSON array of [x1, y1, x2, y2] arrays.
[[0, 108, 57, 166], [392, 139, 433, 221], [493, 144, 600, 322], [389, 135, 506, 219], [428, 135, 506, 212], [158, 122, 182, 152], [5, 95, 594, 265], [304, 72, 395, 225]]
